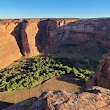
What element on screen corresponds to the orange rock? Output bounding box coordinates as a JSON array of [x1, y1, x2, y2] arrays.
[[21, 20, 39, 56], [0, 22, 22, 69], [4, 87, 110, 110], [1, 18, 110, 69], [86, 53, 110, 89]]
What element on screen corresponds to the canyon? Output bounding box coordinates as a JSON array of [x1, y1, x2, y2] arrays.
[[1, 18, 110, 110], [1, 18, 110, 69]]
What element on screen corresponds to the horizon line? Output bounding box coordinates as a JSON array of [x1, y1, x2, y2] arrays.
[[0, 17, 110, 20]]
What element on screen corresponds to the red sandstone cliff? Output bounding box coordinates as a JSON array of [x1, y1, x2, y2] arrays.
[[1, 18, 110, 69], [50, 19, 110, 49], [21, 19, 39, 56], [0, 18, 78, 69], [0, 21, 22, 69]]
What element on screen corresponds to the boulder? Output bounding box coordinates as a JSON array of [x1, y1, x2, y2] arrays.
[[86, 53, 110, 89]]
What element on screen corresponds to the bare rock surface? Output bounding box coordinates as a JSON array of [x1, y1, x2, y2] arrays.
[[4, 86, 110, 110], [86, 53, 110, 89], [0, 22, 22, 69], [1, 18, 110, 69], [21, 20, 39, 56]]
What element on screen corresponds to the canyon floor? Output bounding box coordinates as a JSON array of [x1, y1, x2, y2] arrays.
[[0, 55, 88, 109], [0, 74, 84, 109]]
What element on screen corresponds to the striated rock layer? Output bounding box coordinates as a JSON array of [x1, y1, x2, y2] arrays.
[[0, 18, 78, 69], [4, 86, 110, 110], [1, 18, 110, 69], [86, 53, 110, 89]]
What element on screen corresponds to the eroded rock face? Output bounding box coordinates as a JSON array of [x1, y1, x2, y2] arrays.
[[86, 53, 110, 89], [0, 22, 22, 69], [1, 18, 110, 69], [4, 86, 110, 110], [50, 19, 110, 52], [36, 18, 110, 56], [36, 19, 57, 50], [21, 20, 39, 56]]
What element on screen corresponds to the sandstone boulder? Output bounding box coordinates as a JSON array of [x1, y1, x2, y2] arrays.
[[86, 53, 110, 89]]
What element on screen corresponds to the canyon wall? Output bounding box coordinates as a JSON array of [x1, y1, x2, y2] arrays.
[[21, 19, 39, 56], [0, 18, 110, 69], [37, 18, 110, 60], [55, 19, 110, 43], [50, 18, 110, 51], [0, 18, 77, 69], [0, 21, 22, 69]]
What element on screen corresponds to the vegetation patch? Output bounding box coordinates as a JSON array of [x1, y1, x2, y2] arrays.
[[0, 56, 92, 92]]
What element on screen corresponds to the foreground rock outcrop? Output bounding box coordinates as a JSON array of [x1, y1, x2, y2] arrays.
[[87, 53, 110, 89], [4, 86, 110, 110]]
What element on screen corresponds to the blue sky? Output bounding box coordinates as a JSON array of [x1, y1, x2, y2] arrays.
[[0, 0, 110, 18]]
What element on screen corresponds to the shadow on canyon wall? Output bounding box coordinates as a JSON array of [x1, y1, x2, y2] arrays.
[[11, 18, 109, 58], [35, 19, 108, 56], [11, 22, 23, 54], [11, 20, 30, 56], [35, 19, 57, 52]]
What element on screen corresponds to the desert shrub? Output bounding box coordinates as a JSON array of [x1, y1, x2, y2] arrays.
[[72, 67, 79, 77], [22, 58, 26, 63], [84, 70, 91, 75], [29, 63, 36, 71], [72, 67, 91, 81], [78, 74, 86, 81], [0, 56, 92, 92], [66, 67, 72, 74]]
